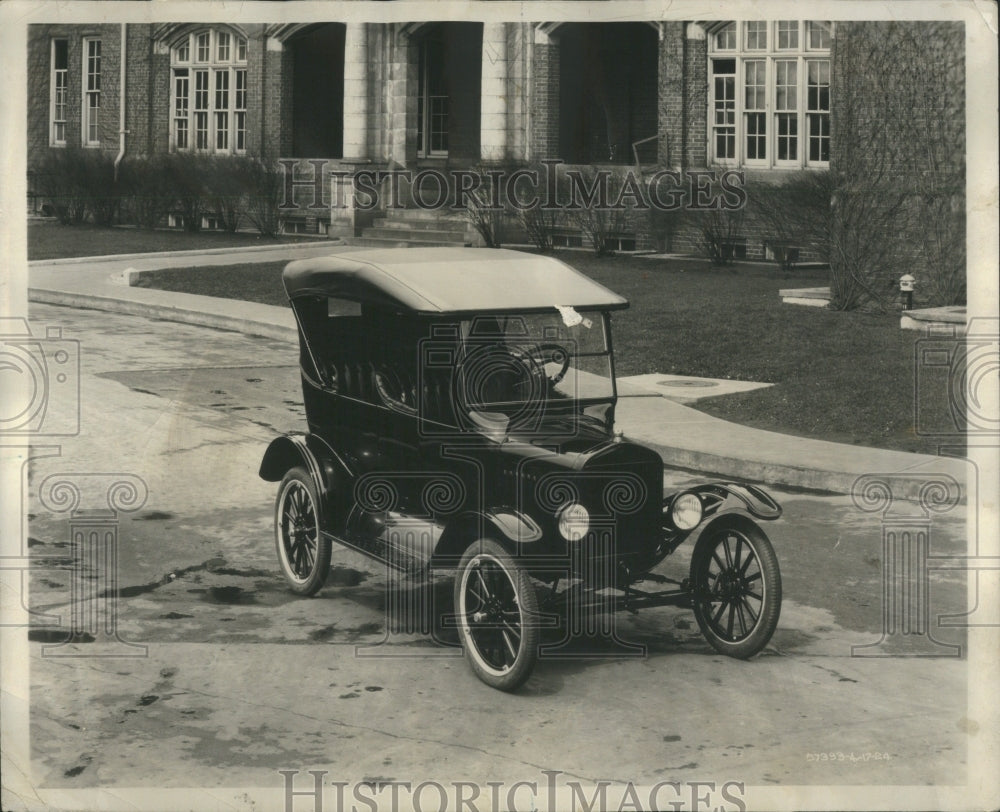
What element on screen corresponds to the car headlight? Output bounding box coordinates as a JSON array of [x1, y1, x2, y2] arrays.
[[558, 502, 590, 542], [669, 492, 703, 531]]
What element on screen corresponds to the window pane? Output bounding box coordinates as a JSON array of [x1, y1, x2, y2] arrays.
[[216, 113, 228, 149], [746, 112, 766, 159], [808, 113, 830, 162], [715, 23, 736, 50], [776, 113, 797, 160], [712, 61, 736, 160], [52, 40, 68, 144], [194, 70, 208, 149], [54, 39, 67, 70], [807, 60, 830, 111], [745, 21, 767, 50], [217, 32, 230, 62], [807, 21, 831, 50], [196, 112, 208, 149], [744, 60, 765, 109], [87, 41, 101, 91], [197, 32, 210, 62], [715, 131, 735, 160], [714, 75, 734, 124], [776, 21, 798, 49], [215, 70, 229, 109], [235, 69, 247, 109], [174, 72, 189, 115], [775, 60, 797, 110], [237, 37, 247, 62], [177, 39, 190, 62]]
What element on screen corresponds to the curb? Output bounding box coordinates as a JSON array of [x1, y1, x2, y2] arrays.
[[28, 239, 345, 268], [623, 434, 968, 502], [29, 287, 298, 343]]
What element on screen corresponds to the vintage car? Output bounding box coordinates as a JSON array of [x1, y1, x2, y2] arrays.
[[260, 248, 782, 691]]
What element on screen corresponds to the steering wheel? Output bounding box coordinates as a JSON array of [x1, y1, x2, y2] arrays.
[[510, 343, 572, 386]]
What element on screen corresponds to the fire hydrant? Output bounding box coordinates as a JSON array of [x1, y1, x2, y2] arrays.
[[899, 273, 915, 311]]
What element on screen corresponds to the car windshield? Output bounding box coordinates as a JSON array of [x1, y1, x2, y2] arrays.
[[457, 309, 614, 411]]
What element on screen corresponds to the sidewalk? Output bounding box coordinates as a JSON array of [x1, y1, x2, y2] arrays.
[[28, 245, 969, 499]]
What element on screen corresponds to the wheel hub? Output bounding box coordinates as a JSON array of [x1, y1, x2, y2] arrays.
[[718, 569, 745, 599]]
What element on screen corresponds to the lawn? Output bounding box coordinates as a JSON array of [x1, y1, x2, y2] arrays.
[[134, 251, 959, 456], [27, 220, 314, 261]]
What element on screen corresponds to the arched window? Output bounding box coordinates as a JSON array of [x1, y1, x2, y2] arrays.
[[708, 21, 831, 169], [170, 29, 248, 153]]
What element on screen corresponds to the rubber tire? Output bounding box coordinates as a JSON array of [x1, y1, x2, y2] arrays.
[[690, 521, 781, 659], [274, 467, 332, 596], [454, 538, 540, 692]]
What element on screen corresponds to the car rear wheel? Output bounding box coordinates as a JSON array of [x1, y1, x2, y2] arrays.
[[691, 522, 781, 658], [275, 467, 331, 596], [454, 539, 539, 692]]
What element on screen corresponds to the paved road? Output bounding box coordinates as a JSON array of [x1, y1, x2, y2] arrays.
[[16, 304, 973, 802]]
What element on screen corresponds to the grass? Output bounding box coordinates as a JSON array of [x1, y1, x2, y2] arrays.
[[27, 220, 315, 261], [134, 250, 960, 456]]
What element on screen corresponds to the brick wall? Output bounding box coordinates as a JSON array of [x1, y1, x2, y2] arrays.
[[530, 38, 560, 160], [26, 25, 52, 161], [254, 36, 294, 158], [657, 22, 684, 167], [28, 23, 124, 162], [682, 32, 708, 169]]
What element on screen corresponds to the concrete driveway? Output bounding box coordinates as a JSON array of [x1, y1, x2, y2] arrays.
[[8, 303, 981, 810]]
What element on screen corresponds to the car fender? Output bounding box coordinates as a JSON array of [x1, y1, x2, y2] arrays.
[[686, 509, 775, 552], [259, 434, 355, 523], [432, 509, 544, 566], [672, 482, 782, 523]]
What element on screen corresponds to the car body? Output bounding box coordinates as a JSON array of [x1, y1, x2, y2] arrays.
[[260, 247, 782, 691]]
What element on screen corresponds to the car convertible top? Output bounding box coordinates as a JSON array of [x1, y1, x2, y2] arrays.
[[282, 247, 630, 315]]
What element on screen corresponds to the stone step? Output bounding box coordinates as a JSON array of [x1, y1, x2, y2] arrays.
[[351, 235, 472, 248], [371, 217, 468, 233], [378, 207, 470, 222], [364, 226, 469, 242]]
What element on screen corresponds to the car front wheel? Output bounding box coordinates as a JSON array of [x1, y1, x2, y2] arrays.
[[690, 521, 781, 658], [275, 467, 332, 596], [454, 539, 539, 692]]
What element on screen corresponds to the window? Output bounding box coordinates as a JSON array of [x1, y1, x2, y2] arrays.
[[807, 59, 830, 163], [711, 59, 736, 160], [714, 22, 736, 51], [417, 36, 448, 156], [776, 21, 798, 50], [50, 39, 68, 145], [170, 29, 248, 154], [708, 21, 831, 169], [83, 38, 101, 146]]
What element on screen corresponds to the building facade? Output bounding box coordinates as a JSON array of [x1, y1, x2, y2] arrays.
[[26, 19, 965, 279]]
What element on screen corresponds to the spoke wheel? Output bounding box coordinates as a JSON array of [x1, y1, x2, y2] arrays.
[[454, 539, 539, 692], [691, 522, 781, 658], [275, 467, 331, 596]]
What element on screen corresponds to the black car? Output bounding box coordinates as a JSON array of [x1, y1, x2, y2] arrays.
[[261, 247, 782, 691]]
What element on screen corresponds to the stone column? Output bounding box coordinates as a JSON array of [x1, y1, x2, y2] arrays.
[[342, 23, 369, 161], [480, 22, 508, 162], [330, 23, 374, 238]]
